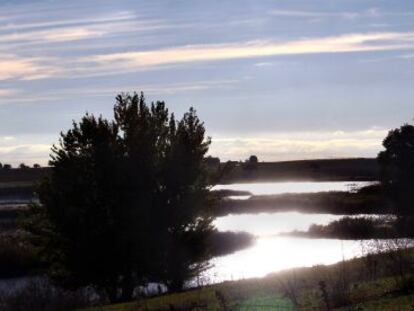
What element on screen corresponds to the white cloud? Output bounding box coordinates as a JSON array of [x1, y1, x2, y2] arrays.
[[0, 144, 50, 166], [88, 32, 414, 71], [0, 79, 239, 104], [269, 8, 414, 20], [209, 129, 387, 161], [0, 88, 18, 97], [0, 55, 60, 81], [398, 53, 414, 59], [0, 21, 132, 45], [3, 30, 413, 82], [0, 11, 136, 32], [3, 31, 414, 81], [269, 9, 360, 19]]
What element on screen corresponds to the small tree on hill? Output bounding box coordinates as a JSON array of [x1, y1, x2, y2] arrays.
[[249, 155, 258, 165], [19, 163, 29, 169], [243, 155, 259, 171]]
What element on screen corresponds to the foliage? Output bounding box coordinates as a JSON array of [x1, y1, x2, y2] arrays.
[[27, 92, 215, 302]]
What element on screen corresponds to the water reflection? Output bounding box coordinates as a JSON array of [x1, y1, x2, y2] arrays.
[[204, 181, 375, 283], [213, 181, 374, 196], [207, 211, 366, 283], [208, 237, 362, 283], [214, 212, 345, 236]]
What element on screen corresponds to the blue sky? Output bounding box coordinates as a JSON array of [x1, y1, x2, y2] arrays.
[[1, 0, 414, 165]]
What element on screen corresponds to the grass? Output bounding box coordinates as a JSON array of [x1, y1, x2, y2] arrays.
[[238, 295, 295, 310], [87, 287, 295, 311], [348, 293, 414, 310]]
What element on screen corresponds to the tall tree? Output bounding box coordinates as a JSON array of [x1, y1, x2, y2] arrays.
[[28, 93, 214, 301]]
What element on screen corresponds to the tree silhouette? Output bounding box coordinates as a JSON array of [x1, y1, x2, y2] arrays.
[[249, 155, 258, 164], [378, 123, 414, 233], [29, 92, 214, 302], [19, 163, 29, 169]]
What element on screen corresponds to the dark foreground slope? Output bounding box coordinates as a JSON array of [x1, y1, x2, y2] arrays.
[[88, 248, 414, 311]]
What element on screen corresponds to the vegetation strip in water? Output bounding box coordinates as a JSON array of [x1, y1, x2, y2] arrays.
[[279, 216, 400, 240], [215, 184, 390, 216]]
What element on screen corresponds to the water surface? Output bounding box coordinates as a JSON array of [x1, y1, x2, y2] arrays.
[[214, 212, 344, 236], [207, 237, 362, 283], [205, 212, 364, 283], [203, 181, 376, 283]]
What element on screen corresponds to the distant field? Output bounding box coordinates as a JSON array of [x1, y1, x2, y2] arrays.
[[0, 168, 49, 184], [220, 158, 379, 183], [0, 168, 48, 204]]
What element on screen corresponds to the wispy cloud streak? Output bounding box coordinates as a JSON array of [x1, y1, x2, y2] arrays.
[[269, 8, 414, 19], [89, 32, 414, 70]]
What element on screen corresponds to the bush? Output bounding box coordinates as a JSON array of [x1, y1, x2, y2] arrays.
[[0, 278, 89, 311], [0, 233, 42, 278]]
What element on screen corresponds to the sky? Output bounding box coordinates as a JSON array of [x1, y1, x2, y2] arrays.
[[1, 0, 414, 165]]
